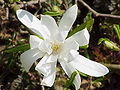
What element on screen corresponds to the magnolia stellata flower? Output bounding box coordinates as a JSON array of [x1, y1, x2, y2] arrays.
[[16, 4, 109, 90]]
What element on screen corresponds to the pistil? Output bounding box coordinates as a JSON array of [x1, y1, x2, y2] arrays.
[[51, 42, 62, 55]]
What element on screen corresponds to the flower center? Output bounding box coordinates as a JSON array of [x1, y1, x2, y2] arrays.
[[51, 42, 62, 55]]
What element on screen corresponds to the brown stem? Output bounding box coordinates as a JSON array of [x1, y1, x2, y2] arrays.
[[78, 0, 120, 19], [103, 63, 120, 70]]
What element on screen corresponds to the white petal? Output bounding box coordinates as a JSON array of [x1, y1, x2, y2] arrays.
[[41, 62, 57, 87], [35, 54, 57, 75], [35, 55, 49, 75], [35, 55, 57, 87], [51, 31, 65, 42], [30, 35, 43, 49], [38, 40, 52, 54], [16, 9, 50, 39], [60, 61, 81, 90], [64, 37, 79, 51], [70, 54, 109, 77], [41, 71, 56, 87], [59, 39, 79, 61], [58, 4, 78, 41], [66, 28, 90, 46], [20, 48, 44, 71], [67, 50, 79, 62], [45, 54, 58, 63], [41, 15, 59, 38]]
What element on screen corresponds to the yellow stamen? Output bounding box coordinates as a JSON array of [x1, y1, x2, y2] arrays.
[[51, 42, 62, 55]]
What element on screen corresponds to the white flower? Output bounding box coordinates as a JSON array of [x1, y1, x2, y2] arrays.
[[16, 5, 109, 90]]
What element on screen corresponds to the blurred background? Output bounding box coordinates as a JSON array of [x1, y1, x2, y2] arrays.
[[0, 0, 120, 90]]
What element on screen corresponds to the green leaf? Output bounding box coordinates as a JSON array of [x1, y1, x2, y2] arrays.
[[113, 24, 120, 40], [85, 12, 93, 21], [5, 44, 30, 53], [86, 19, 94, 31], [78, 71, 88, 77], [104, 41, 120, 51], [67, 23, 86, 37], [67, 14, 94, 38], [43, 11, 63, 16], [85, 12, 94, 31], [80, 45, 89, 49], [98, 38, 120, 51], [93, 77, 104, 82], [52, 6, 61, 12], [98, 38, 109, 45], [64, 71, 77, 88]]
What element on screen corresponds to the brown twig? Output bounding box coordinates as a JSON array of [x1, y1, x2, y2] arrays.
[[75, 0, 77, 4], [78, 0, 120, 19], [34, 0, 42, 16], [5, 7, 9, 19], [18, 0, 46, 8]]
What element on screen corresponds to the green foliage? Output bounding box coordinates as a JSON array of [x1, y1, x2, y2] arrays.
[[78, 71, 88, 77], [80, 45, 89, 49], [85, 13, 93, 21], [84, 13, 94, 31], [43, 11, 63, 16], [4, 44, 30, 53], [93, 77, 104, 82], [86, 19, 94, 31], [68, 13, 94, 37], [98, 38, 120, 51], [9, 0, 20, 3], [113, 24, 120, 40], [43, 6, 64, 16], [52, 5, 62, 12], [92, 77, 105, 88], [64, 71, 77, 88], [67, 22, 86, 37]]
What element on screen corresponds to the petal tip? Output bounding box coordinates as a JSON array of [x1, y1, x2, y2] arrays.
[[72, 4, 78, 12], [94, 64, 109, 77], [72, 4, 78, 8], [103, 66, 109, 75], [16, 9, 23, 16], [97, 64, 109, 77]]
